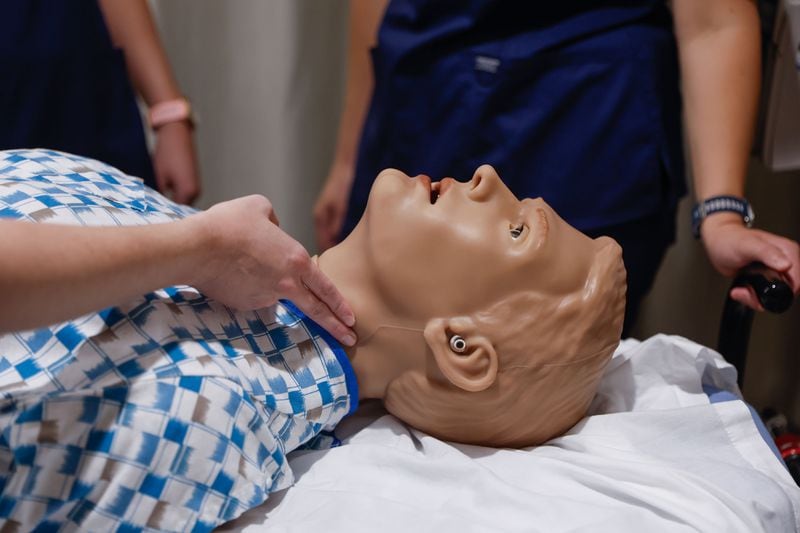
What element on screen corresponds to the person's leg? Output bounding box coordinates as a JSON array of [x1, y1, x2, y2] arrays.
[[584, 209, 676, 337]]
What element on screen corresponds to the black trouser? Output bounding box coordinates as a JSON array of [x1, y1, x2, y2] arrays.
[[584, 209, 677, 337]]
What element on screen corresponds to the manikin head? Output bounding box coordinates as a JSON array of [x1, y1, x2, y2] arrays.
[[318, 165, 626, 448]]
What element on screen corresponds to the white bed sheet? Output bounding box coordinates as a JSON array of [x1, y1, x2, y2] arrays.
[[219, 334, 800, 532]]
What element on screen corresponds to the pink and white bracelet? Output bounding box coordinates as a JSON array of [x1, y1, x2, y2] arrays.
[[148, 97, 194, 129]]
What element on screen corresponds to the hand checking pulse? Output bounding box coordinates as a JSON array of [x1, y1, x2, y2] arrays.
[[0, 196, 357, 346], [194, 195, 357, 345]]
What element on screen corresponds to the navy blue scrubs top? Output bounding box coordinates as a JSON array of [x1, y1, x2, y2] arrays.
[[0, 0, 156, 188], [343, 0, 686, 236]]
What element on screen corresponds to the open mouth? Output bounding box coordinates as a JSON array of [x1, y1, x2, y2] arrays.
[[429, 178, 455, 204], [430, 182, 441, 204]]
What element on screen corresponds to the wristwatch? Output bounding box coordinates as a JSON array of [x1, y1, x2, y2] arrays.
[[691, 195, 754, 239]]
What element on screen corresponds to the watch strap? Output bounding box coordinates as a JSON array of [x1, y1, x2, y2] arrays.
[[691, 195, 754, 239]]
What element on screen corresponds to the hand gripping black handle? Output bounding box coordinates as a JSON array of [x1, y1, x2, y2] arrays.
[[731, 262, 793, 313]]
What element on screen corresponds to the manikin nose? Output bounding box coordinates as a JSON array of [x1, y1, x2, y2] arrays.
[[468, 165, 519, 207], [468, 165, 501, 200]]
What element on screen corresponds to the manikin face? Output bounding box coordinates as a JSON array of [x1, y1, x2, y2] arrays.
[[355, 165, 608, 320], [335, 165, 625, 446]]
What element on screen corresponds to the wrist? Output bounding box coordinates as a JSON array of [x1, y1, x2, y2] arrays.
[[699, 211, 744, 240], [155, 119, 193, 137], [698, 213, 746, 244], [179, 214, 223, 287], [328, 159, 356, 183]]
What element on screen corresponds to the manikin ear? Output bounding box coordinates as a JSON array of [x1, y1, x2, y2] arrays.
[[423, 317, 499, 392]]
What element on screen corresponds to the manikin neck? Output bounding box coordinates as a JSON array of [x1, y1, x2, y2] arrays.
[[316, 237, 428, 401]]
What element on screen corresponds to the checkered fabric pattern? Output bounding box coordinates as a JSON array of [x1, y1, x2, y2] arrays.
[[0, 150, 357, 531]]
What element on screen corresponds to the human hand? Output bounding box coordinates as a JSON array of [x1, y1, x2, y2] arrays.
[[313, 163, 355, 252], [154, 121, 201, 205], [701, 213, 800, 310], [191, 195, 357, 346]]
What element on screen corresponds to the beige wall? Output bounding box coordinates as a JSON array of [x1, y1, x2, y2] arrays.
[[152, 0, 346, 249], [152, 2, 799, 426]]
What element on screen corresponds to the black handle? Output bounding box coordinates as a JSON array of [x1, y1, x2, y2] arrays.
[[731, 262, 793, 313], [717, 262, 795, 389]]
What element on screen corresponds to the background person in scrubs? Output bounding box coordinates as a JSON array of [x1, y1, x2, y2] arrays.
[[314, 0, 800, 334], [0, 0, 201, 204]]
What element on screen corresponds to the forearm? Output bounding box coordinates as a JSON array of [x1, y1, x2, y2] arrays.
[[97, 0, 182, 105], [332, 0, 389, 169], [0, 218, 210, 332], [673, 0, 761, 201]]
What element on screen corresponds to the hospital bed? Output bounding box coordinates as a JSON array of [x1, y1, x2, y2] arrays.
[[4, 150, 795, 531], [220, 268, 800, 533]]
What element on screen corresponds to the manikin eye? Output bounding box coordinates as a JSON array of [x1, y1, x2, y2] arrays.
[[510, 223, 526, 240]]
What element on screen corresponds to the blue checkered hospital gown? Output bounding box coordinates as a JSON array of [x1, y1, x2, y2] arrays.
[[0, 150, 358, 531]]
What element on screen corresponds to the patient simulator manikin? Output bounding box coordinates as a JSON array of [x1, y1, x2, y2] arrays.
[[321, 164, 627, 447], [0, 151, 626, 531]]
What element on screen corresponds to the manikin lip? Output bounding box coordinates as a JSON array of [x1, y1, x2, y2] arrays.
[[413, 174, 436, 204], [438, 177, 455, 197], [415, 174, 432, 192], [427, 177, 454, 205]]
